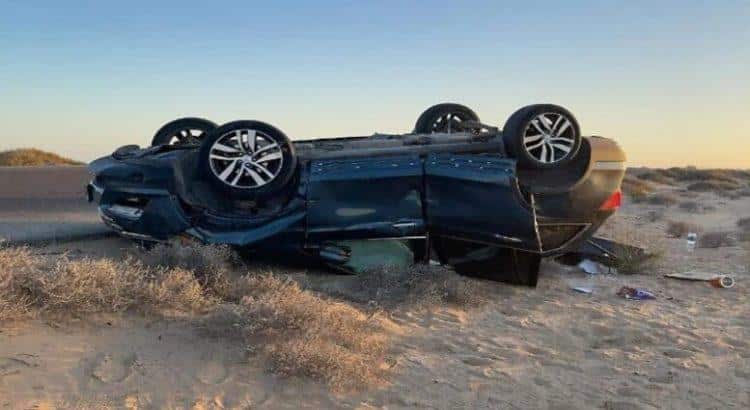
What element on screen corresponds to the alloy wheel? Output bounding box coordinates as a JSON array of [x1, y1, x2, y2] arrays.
[[208, 129, 284, 189]]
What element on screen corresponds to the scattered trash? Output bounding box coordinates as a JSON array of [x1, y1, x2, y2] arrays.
[[616, 286, 655, 300], [665, 272, 735, 289], [571, 286, 593, 294], [709, 275, 735, 289], [577, 258, 618, 275], [686, 232, 697, 252], [559, 237, 646, 269]]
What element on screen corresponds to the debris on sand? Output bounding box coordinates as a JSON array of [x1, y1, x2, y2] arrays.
[[616, 286, 655, 300]]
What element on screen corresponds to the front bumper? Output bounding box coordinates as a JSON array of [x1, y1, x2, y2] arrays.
[[88, 180, 191, 242]]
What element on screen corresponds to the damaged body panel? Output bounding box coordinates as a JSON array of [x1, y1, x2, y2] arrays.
[[88, 105, 626, 286]]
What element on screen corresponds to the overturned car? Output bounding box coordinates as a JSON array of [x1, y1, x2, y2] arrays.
[[88, 103, 625, 286]]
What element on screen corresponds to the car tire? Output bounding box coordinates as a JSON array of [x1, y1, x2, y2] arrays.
[[199, 120, 297, 200], [414, 103, 480, 134], [502, 104, 582, 169], [151, 117, 218, 146]]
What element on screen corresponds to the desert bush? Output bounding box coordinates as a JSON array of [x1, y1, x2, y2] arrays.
[[698, 231, 737, 248], [141, 243, 239, 300], [0, 246, 215, 320], [599, 216, 665, 274], [646, 192, 679, 206], [678, 201, 701, 213], [232, 274, 388, 390], [621, 175, 654, 202], [686, 180, 740, 193], [659, 167, 747, 183], [666, 220, 700, 238], [0, 148, 83, 166], [637, 171, 675, 185], [346, 264, 483, 309], [0, 244, 391, 390], [645, 209, 665, 222]]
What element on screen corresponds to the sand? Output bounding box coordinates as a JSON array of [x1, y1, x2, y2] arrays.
[[1, 190, 749, 408]]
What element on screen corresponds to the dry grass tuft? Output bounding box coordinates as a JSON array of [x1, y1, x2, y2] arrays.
[[698, 231, 737, 248], [0, 246, 215, 321], [597, 215, 665, 274], [607, 219, 665, 275], [686, 180, 740, 193], [1, 243, 392, 390], [678, 201, 702, 213], [645, 167, 748, 183], [646, 192, 679, 206], [235, 274, 387, 390], [645, 209, 665, 222], [141, 243, 240, 300], [666, 220, 700, 238], [0, 148, 83, 166], [621, 175, 654, 202], [349, 264, 484, 309]]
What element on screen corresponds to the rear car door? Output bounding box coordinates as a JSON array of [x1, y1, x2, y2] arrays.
[[424, 153, 540, 251]]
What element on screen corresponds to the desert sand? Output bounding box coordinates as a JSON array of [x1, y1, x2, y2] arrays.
[[1, 182, 749, 409]]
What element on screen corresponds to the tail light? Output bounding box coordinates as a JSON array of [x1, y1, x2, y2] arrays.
[[599, 190, 622, 211]]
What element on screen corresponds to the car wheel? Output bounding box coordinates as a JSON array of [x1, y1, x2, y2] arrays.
[[502, 104, 582, 169], [414, 103, 480, 134], [199, 120, 297, 199], [151, 117, 217, 146]]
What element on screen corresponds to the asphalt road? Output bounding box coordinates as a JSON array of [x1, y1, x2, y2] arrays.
[[0, 166, 111, 244]]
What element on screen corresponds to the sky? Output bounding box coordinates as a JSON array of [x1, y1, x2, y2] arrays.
[[1, 0, 748, 168]]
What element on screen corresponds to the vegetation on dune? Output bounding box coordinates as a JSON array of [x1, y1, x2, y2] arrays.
[[686, 180, 741, 193], [666, 220, 700, 238], [621, 175, 654, 202], [0, 148, 83, 166], [0, 242, 486, 391], [698, 231, 737, 248]]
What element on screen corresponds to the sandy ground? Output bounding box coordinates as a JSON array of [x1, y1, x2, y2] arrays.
[[1, 191, 749, 408]]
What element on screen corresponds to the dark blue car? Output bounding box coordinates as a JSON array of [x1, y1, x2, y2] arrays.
[[88, 103, 625, 286]]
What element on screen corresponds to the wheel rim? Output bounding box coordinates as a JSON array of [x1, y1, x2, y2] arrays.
[[521, 112, 576, 164], [208, 129, 284, 189], [431, 113, 468, 133], [169, 128, 207, 145]]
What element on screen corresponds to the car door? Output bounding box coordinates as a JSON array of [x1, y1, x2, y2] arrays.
[[306, 155, 425, 243], [424, 153, 540, 252]]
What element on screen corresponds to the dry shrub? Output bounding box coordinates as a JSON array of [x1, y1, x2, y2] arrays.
[[141, 243, 238, 300], [0, 246, 215, 320], [141, 243, 390, 390], [666, 220, 700, 238], [637, 170, 675, 185], [678, 201, 701, 213], [646, 192, 679, 206], [621, 175, 653, 202], [235, 274, 387, 390], [0, 148, 83, 166], [1, 244, 391, 390], [343, 264, 484, 309], [687, 180, 740, 193], [645, 209, 665, 222], [698, 231, 737, 248], [737, 188, 750, 198], [738, 217, 750, 231], [607, 220, 665, 274], [658, 167, 748, 183]]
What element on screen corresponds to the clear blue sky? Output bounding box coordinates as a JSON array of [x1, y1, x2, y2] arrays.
[[1, 0, 748, 167]]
